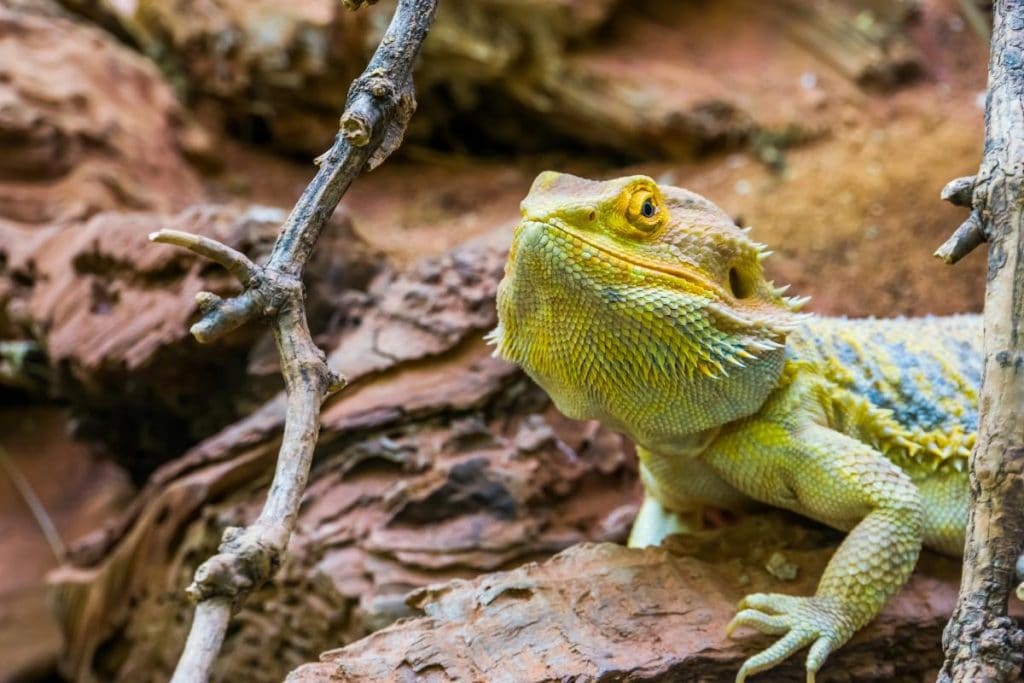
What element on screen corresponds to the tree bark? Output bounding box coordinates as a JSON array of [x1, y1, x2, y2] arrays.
[[938, 1, 1024, 680]]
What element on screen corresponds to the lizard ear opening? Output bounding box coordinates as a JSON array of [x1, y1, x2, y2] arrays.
[[728, 267, 754, 299]]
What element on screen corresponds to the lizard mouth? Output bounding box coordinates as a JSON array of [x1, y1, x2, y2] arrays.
[[523, 217, 727, 299]]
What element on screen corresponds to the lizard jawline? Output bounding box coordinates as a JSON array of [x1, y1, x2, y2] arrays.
[[533, 218, 726, 299]]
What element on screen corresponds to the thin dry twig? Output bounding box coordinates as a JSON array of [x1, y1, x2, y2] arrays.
[[959, 0, 993, 42], [152, 1, 439, 680], [938, 1, 1024, 680], [0, 445, 66, 562], [151, 229, 260, 287]]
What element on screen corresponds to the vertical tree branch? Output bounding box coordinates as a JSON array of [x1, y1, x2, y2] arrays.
[[937, 1, 1024, 680], [149, 1, 439, 681]]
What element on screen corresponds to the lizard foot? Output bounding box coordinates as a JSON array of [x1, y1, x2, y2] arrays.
[[726, 593, 850, 683]]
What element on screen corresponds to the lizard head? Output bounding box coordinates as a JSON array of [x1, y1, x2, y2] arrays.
[[489, 171, 809, 450]]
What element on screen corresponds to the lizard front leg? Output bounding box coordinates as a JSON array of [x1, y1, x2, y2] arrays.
[[630, 445, 751, 548], [628, 493, 702, 548], [704, 420, 924, 682]]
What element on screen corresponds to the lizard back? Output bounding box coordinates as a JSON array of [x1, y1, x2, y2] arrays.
[[786, 314, 982, 471]]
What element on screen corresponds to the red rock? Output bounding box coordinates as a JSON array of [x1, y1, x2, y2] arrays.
[[0, 1, 204, 225], [0, 204, 380, 478]]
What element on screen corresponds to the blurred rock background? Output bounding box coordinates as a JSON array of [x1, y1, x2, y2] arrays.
[[0, 0, 992, 681]]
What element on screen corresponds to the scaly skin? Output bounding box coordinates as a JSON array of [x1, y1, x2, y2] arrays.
[[489, 172, 978, 682]]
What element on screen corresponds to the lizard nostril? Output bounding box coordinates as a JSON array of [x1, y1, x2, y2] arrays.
[[588, 211, 596, 221]]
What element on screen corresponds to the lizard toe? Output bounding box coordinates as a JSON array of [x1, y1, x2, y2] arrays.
[[806, 635, 837, 680], [726, 609, 790, 636], [735, 629, 816, 683], [730, 594, 848, 682], [736, 592, 799, 615]]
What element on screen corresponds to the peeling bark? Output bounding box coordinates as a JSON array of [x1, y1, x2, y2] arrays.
[[48, 241, 640, 683], [290, 518, 1004, 683], [0, 1, 204, 224], [53, 0, 923, 158], [0, 206, 380, 480]]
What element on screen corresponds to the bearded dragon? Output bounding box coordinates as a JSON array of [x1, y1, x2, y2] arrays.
[[489, 172, 979, 682]]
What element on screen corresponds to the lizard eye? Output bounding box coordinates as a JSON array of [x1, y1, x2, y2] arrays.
[[641, 198, 657, 218], [626, 189, 663, 232]]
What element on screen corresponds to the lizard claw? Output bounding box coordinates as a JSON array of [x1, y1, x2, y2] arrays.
[[727, 593, 847, 682]]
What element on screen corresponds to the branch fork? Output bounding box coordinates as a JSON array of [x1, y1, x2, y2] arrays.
[[935, 174, 989, 264], [151, 230, 265, 340]]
